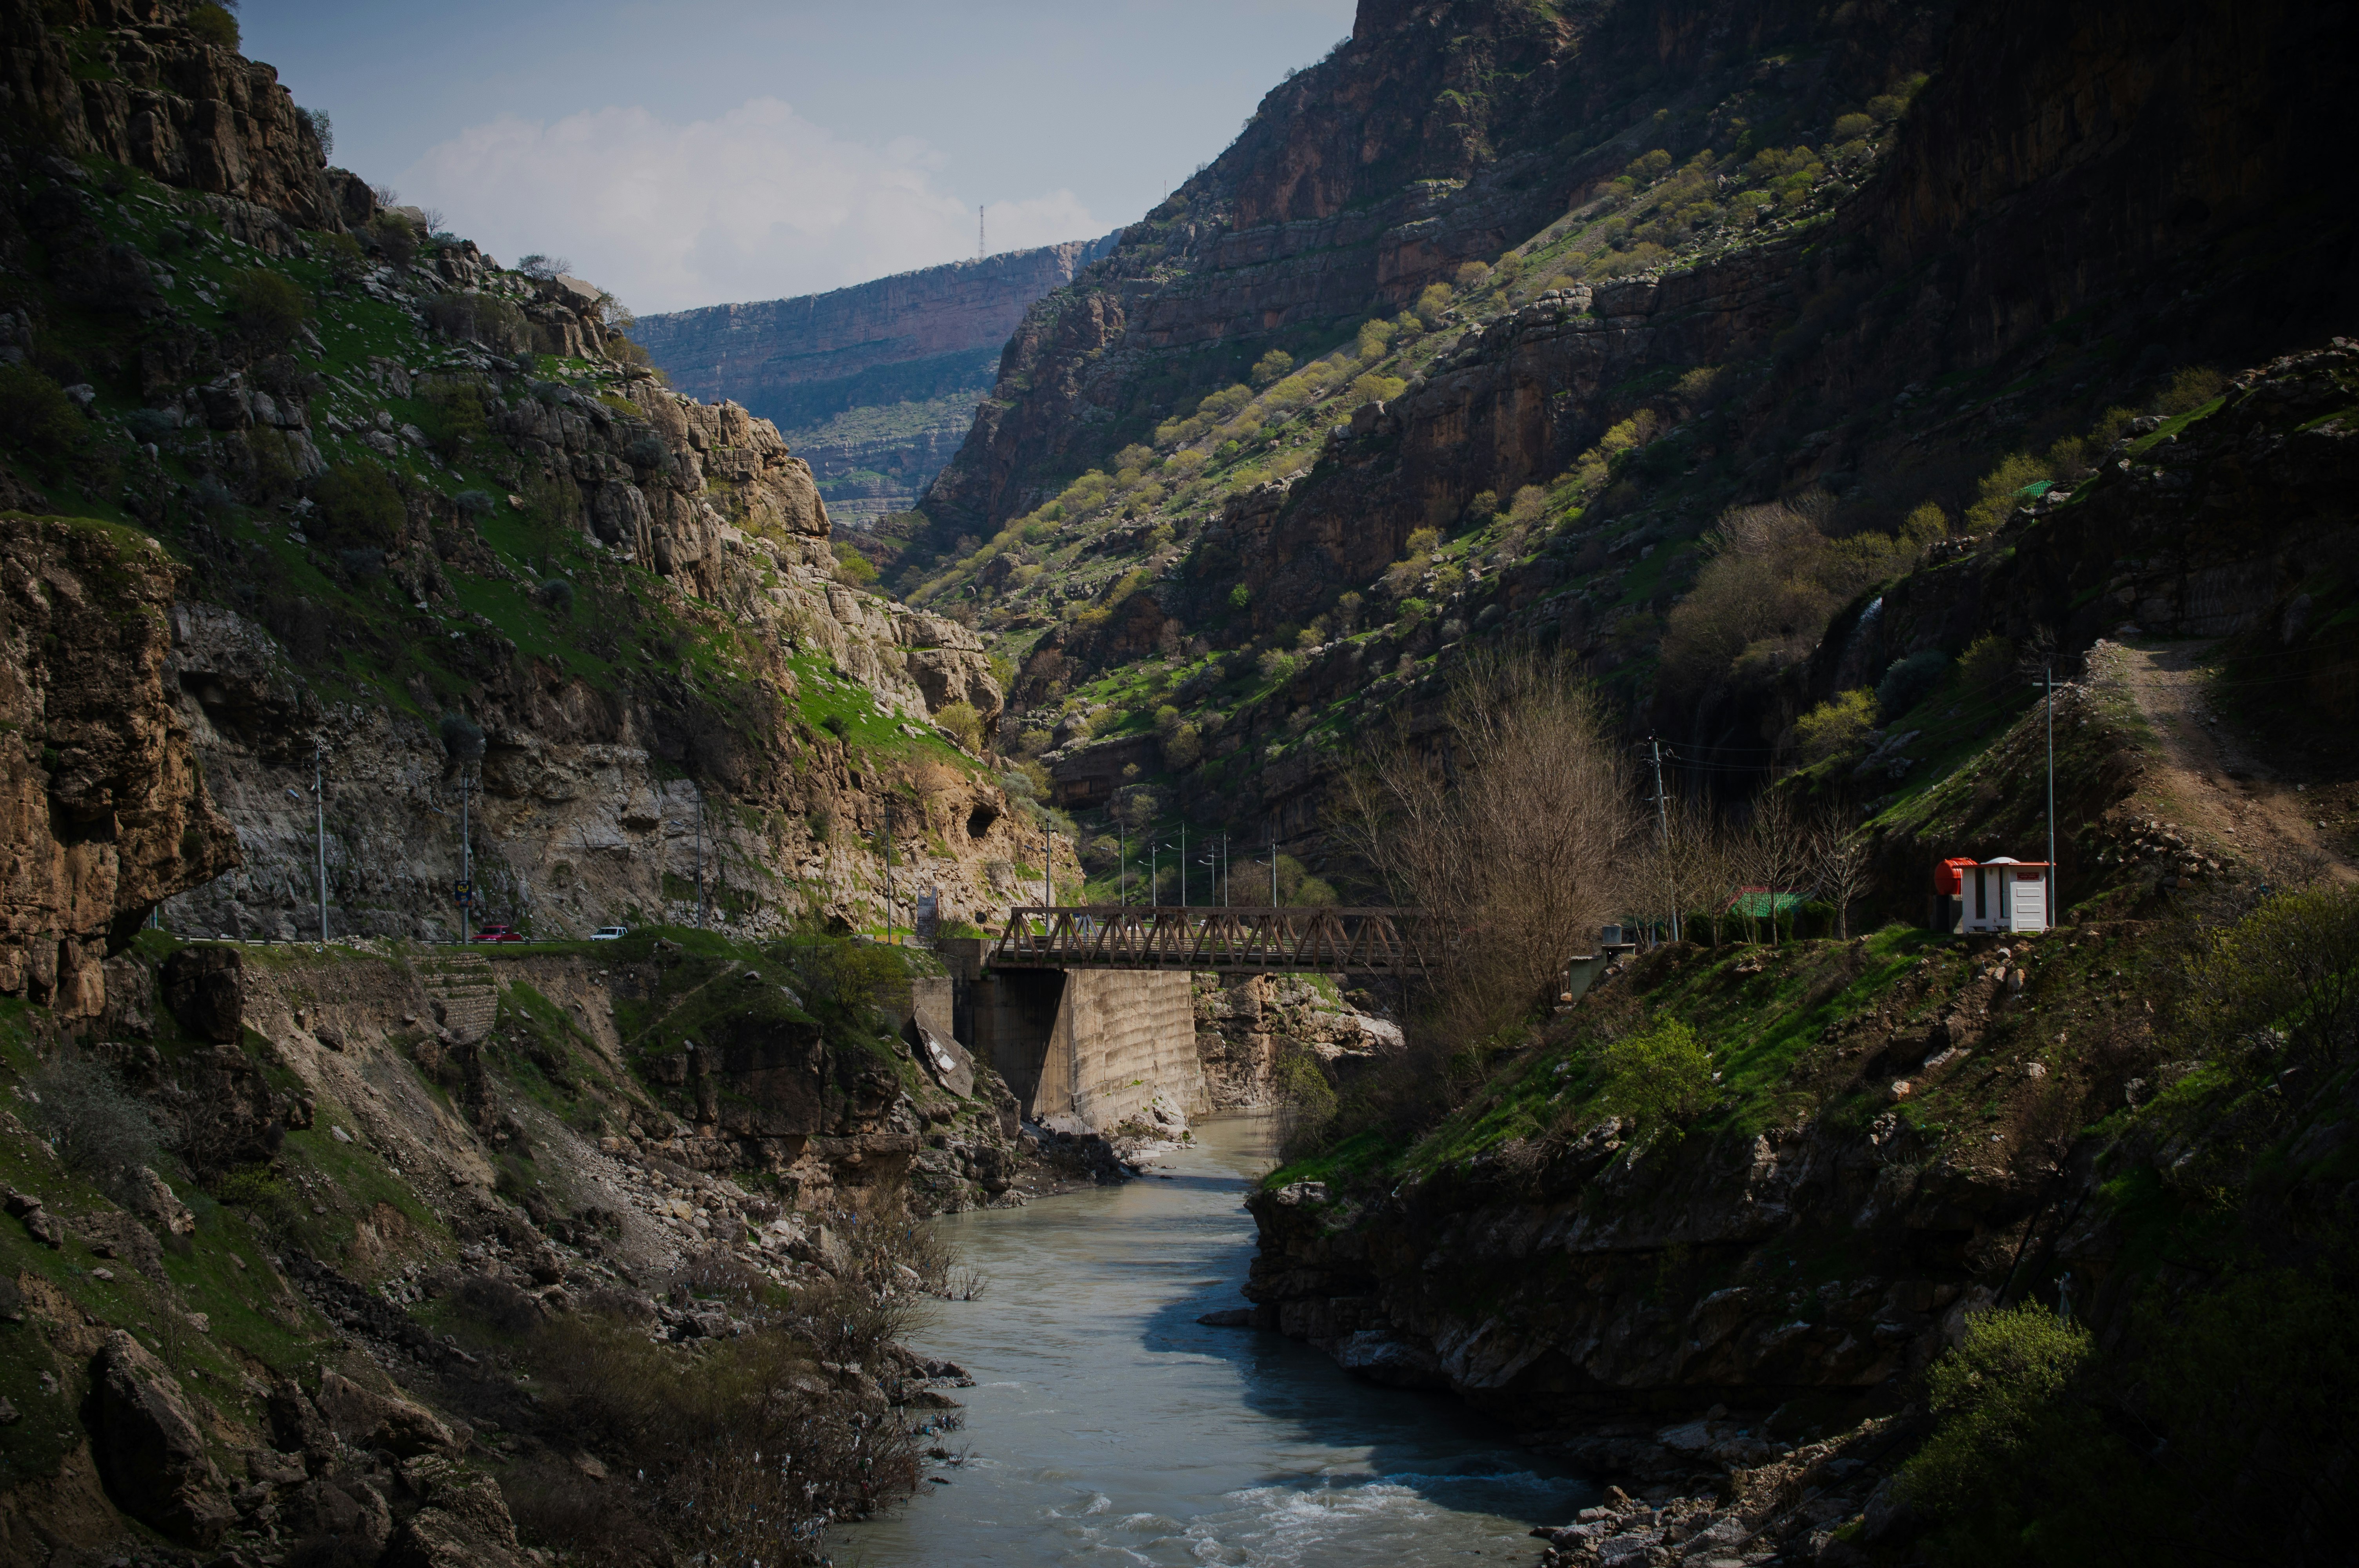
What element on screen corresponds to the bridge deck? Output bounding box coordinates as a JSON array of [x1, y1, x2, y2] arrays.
[[989, 906, 1431, 975]]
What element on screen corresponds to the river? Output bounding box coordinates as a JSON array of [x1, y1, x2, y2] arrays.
[[839, 1113, 1592, 1566]]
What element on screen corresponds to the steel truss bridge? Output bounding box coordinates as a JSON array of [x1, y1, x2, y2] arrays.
[[988, 906, 1433, 975]]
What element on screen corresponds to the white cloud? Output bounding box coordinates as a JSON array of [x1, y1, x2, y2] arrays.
[[399, 97, 1102, 314]]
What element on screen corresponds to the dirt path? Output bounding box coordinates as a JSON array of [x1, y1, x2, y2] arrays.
[[2092, 640, 2358, 884]]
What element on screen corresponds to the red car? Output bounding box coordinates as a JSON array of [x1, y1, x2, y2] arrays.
[[470, 924, 525, 943]]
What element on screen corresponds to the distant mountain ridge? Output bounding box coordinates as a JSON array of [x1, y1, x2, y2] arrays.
[[634, 237, 1119, 524]]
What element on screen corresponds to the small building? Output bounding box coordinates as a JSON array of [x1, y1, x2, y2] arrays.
[[1942, 856, 2052, 933], [1725, 887, 1807, 921]]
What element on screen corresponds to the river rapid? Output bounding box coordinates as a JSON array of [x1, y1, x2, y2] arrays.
[[839, 1113, 1592, 1566]]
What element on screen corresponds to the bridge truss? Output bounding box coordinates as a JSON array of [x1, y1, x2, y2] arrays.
[[988, 906, 1433, 975]]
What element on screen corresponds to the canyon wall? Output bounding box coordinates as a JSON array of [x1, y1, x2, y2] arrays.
[[0, 0, 371, 230], [634, 238, 1118, 525], [0, 516, 238, 1016]]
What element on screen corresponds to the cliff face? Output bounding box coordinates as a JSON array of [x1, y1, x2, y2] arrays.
[[882, 0, 2359, 880], [0, 0, 1074, 957], [0, 0, 370, 231], [633, 239, 1117, 524], [918, 0, 1948, 539], [0, 515, 236, 1015]]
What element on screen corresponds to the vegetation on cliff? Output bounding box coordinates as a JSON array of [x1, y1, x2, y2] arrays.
[[0, 923, 996, 1563]]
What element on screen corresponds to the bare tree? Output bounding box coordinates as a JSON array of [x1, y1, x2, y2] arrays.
[[1664, 795, 1738, 945], [1736, 791, 1812, 944], [1331, 647, 1639, 1050], [1810, 805, 1878, 939]]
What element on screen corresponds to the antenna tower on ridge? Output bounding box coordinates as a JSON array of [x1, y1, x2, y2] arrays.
[[978, 205, 985, 261]]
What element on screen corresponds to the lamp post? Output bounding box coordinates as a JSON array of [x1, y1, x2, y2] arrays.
[[311, 742, 328, 943]]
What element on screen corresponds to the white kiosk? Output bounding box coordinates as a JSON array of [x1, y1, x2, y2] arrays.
[[1957, 856, 2051, 933]]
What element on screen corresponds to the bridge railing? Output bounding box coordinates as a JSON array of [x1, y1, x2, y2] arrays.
[[989, 906, 1433, 975]]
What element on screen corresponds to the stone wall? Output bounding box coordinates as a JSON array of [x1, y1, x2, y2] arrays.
[[1062, 971, 1203, 1131], [960, 966, 1204, 1132]]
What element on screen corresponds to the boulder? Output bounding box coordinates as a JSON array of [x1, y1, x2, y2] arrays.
[[162, 945, 243, 1042], [266, 1379, 333, 1459], [86, 1330, 236, 1545], [381, 1456, 527, 1568], [127, 1165, 197, 1236], [279, 1474, 392, 1556], [313, 1370, 458, 1457]]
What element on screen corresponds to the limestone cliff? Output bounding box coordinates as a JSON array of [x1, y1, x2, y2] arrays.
[[0, 0, 371, 230], [634, 238, 1117, 525], [0, 515, 236, 1015], [885, 0, 2359, 883], [0, 0, 1080, 955]]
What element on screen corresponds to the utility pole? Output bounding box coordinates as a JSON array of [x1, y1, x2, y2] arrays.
[[1179, 822, 1187, 907], [1649, 737, 1679, 943], [884, 799, 894, 944], [1270, 820, 1279, 906], [1042, 827, 1054, 921], [1149, 835, 1160, 908], [978, 205, 985, 262], [459, 764, 472, 944], [2045, 661, 2057, 925], [1118, 818, 1127, 907], [694, 786, 705, 929], [312, 742, 328, 943]]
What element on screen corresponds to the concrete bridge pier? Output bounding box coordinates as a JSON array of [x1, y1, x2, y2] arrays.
[[938, 941, 1204, 1132]]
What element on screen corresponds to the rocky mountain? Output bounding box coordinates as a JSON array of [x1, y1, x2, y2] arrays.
[[633, 237, 1117, 526], [877, 0, 2357, 882]]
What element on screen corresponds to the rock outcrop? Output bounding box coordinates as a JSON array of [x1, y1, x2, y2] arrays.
[[0, 515, 238, 1015], [0, 0, 370, 232], [86, 1329, 236, 1546], [1193, 972, 1402, 1106]]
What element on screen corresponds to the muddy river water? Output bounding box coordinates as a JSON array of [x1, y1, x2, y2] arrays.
[[840, 1113, 1592, 1566]]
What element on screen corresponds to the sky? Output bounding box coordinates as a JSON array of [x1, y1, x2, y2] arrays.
[[238, 0, 1358, 315]]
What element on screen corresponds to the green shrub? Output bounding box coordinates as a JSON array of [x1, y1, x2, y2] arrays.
[[2155, 364, 2225, 415], [1901, 1305, 2100, 1557], [1597, 1017, 1714, 1125], [519, 470, 582, 549], [1963, 451, 2054, 531], [2190, 881, 2359, 1072], [780, 938, 910, 1021], [932, 700, 983, 751], [536, 578, 575, 615], [0, 363, 85, 465], [227, 267, 312, 353], [439, 710, 486, 762], [1250, 348, 1295, 386], [1876, 648, 1950, 717], [1797, 688, 1877, 761], [1414, 282, 1453, 326], [369, 211, 418, 270], [310, 461, 405, 548], [832, 542, 878, 585], [1957, 632, 2014, 692], [29, 1051, 169, 1180], [186, 2, 240, 49], [1272, 1045, 1338, 1154], [1832, 112, 1875, 142], [318, 230, 367, 287]]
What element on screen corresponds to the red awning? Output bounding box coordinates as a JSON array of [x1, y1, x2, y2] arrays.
[[1936, 857, 1978, 895]]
